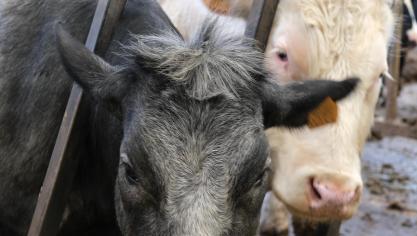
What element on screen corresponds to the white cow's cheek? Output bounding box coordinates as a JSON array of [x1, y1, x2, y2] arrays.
[[366, 77, 382, 104]]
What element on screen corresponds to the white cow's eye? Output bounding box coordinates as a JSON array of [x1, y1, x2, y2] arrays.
[[276, 49, 288, 62]]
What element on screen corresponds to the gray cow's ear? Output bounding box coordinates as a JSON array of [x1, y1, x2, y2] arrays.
[[56, 25, 134, 110], [262, 78, 359, 129]]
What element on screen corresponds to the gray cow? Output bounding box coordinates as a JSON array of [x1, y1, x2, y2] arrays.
[[0, 0, 357, 235]]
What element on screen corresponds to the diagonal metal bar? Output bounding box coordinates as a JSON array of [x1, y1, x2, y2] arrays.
[[27, 0, 127, 235], [245, 0, 279, 51], [385, 0, 403, 121]]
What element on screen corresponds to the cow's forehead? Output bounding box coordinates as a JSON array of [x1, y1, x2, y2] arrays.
[[275, 0, 393, 81], [279, 0, 393, 44], [123, 95, 267, 184]]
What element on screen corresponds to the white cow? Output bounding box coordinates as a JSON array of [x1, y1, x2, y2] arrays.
[[264, 0, 394, 220], [158, 0, 395, 232], [157, 0, 246, 40]]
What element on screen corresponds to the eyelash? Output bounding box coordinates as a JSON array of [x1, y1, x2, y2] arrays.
[[123, 163, 138, 185], [254, 168, 269, 188], [120, 154, 140, 185]]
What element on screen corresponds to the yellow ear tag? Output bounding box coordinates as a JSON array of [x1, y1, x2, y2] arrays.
[[203, 0, 231, 14], [307, 97, 338, 128]]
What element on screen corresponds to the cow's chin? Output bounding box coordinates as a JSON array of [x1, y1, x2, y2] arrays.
[[272, 189, 360, 222], [285, 201, 360, 222]]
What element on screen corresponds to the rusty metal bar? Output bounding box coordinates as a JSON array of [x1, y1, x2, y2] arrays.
[[96, 0, 129, 56], [27, 0, 127, 235], [386, 0, 403, 121], [245, 0, 279, 51]]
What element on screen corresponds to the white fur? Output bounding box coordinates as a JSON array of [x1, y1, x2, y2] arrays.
[[265, 0, 394, 220], [157, 0, 246, 40]]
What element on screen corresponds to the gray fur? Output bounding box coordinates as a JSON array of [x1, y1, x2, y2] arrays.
[[0, 0, 97, 234], [111, 19, 270, 235], [124, 19, 263, 100]]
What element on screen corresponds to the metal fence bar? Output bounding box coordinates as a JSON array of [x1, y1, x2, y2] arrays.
[[386, 0, 403, 121], [27, 0, 126, 235], [245, 0, 279, 51]]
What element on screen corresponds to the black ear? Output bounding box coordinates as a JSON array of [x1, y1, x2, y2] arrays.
[[56, 25, 134, 108], [262, 78, 359, 129]]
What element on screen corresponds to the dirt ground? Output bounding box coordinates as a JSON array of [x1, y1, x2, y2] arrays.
[[341, 136, 417, 236]]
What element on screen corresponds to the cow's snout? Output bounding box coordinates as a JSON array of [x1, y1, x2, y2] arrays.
[[307, 174, 362, 219]]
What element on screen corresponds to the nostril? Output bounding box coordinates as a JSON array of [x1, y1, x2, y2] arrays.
[[307, 176, 362, 218], [310, 178, 322, 200]]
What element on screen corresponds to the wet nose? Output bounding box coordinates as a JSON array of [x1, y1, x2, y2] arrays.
[[308, 175, 362, 209]]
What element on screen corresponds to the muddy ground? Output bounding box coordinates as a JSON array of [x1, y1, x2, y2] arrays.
[[341, 136, 417, 236]]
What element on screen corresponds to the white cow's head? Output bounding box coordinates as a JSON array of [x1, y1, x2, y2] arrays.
[[265, 0, 394, 221]]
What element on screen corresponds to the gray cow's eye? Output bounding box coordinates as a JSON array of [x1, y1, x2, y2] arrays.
[[121, 154, 139, 185], [254, 168, 269, 188], [125, 164, 139, 185]]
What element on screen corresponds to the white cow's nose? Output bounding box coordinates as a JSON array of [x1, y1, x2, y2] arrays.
[[308, 174, 362, 216]]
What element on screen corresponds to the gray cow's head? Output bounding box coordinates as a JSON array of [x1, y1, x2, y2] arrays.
[[56, 22, 357, 235]]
